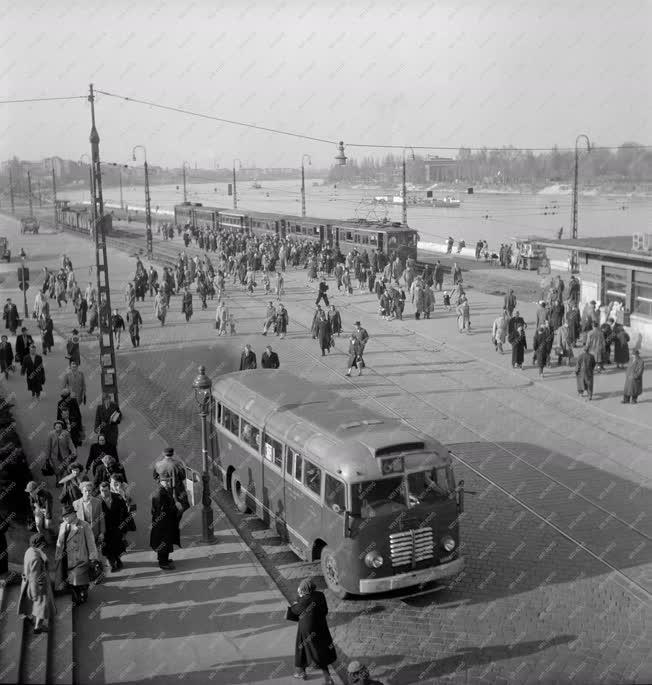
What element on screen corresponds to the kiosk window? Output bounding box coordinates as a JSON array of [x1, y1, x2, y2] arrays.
[[304, 460, 322, 496], [240, 419, 260, 451], [325, 474, 346, 514]]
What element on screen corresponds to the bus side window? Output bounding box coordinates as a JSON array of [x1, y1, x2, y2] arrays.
[[215, 402, 222, 426], [294, 453, 303, 483], [263, 434, 283, 469], [223, 407, 239, 437], [324, 474, 346, 515], [304, 460, 322, 497], [286, 449, 293, 476], [240, 419, 260, 451]]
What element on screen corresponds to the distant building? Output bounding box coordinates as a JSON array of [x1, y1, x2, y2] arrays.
[[537, 235, 652, 345], [424, 155, 458, 183]]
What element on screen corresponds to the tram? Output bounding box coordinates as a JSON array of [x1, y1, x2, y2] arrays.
[[174, 202, 419, 262], [55, 200, 113, 236], [210, 370, 465, 598]]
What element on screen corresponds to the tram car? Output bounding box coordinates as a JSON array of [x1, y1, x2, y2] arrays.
[[174, 202, 419, 262], [55, 200, 113, 236]]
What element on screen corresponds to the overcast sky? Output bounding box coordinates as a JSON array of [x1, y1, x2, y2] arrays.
[[2, 0, 650, 169]]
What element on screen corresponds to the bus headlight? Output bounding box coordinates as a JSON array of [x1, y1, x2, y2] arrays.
[[441, 536, 456, 552], [364, 551, 384, 569]]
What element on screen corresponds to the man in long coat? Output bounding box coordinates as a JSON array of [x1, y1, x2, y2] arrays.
[[566, 304, 580, 348], [575, 346, 596, 400], [98, 481, 130, 571], [47, 421, 77, 481], [586, 321, 606, 371], [317, 313, 332, 356], [73, 480, 106, 545], [622, 349, 644, 404], [23, 343, 45, 398], [94, 392, 122, 449], [18, 534, 56, 633], [328, 305, 342, 337], [15, 327, 34, 365], [61, 360, 86, 404], [150, 475, 181, 570], [3, 299, 20, 334], [503, 290, 517, 316], [261, 345, 280, 368], [0, 334, 13, 378]]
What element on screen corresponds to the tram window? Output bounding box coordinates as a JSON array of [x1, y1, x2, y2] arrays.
[[353, 233, 360, 243], [240, 419, 260, 451], [294, 453, 303, 483], [304, 459, 322, 497], [362, 235, 369, 245], [345, 231, 353, 241], [223, 407, 240, 437], [215, 402, 222, 426], [313, 226, 319, 236], [325, 474, 346, 514], [286, 450, 293, 476], [387, 234, 399, 247], [263, 434, 283, 469]]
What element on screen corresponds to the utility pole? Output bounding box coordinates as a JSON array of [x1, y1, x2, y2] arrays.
[[301, 154, 311, 217], [88, 83, 119, 405], [119, 167, 124, 210], [133, 146, 152, 258], [27, 171, 33, 217], [402, 147, 415, 226], [232, 159, 241, 210], [183, 164, 188, 203], [52, 164, 57, 229], [570, 134, 590, 273], [37, 179, 42, 207], [9, 168, 14, 214]]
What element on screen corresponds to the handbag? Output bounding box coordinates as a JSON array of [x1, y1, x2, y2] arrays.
[[42, 458, 55, 477], [88, 558, 104, 583], [285, 604, 299, 622]]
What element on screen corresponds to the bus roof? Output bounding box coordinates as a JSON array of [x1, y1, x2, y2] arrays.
[[213, 370, 450, 482]]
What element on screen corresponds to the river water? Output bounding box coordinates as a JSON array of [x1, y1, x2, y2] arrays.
[[63, 179, 651, 251]]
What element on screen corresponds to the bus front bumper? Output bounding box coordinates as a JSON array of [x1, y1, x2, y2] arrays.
[[358, 557, 465, 594]]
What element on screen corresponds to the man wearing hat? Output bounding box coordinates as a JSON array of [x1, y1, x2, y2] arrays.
[[58, 388, 83, 441], [261, 345, 280, 369], [25, 481, 53, 535], [47, 420, 77, 482], [623, 349, 644, 404], [153, 448, 189, 513], [239, 344, 257, 370], [353, 321, 369, 364], [73, 479, 105, 546], [150, 473, 181, 570], [15, 327, 34, 368], [66, 330, 81, 366], [55, 503, 99, 605], [23, 343, 45, 398]]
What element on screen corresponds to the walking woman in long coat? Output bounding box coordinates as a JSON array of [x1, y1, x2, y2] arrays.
[[19, 534, 56, 633], [150, 475, 181, 570], [317, 313, 332, 356], [286, 578, 337, 684], [575, 346, 596, 400], [612, 322, 630, 369], [622, 349, 644, 404], [181, 288, 193, 322], [511, 324, 527, 369]]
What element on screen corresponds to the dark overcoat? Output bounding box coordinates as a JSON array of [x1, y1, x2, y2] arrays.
[[150, 485, 181, 553], [328, 310, 342, 335], [261, 351, 280, 369], [317, 319, 332, 351], [623, 356, 644, 398], [0, 340, 13, 372], [94, 401, 122, 448], [23, 353, 45, 393], [101, 493, 130, 558], [240, 351, 257, 370], [15, 333, 34, 364], [347, 338, 363, 368], [612, 325, 630, 365], [575, 351, 596, 395], [287, 590, 337, 669]]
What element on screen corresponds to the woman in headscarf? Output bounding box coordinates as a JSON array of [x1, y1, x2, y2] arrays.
[[19, 533, 57, 633], [286, 578, 337, 683]]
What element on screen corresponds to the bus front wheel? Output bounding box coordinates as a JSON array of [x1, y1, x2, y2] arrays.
[[230, 470, 250, 514], [320, 546, 349, 599]]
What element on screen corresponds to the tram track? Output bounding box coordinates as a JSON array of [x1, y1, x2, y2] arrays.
[[229, 285, 652, 602], [52, 217, 652, 599]]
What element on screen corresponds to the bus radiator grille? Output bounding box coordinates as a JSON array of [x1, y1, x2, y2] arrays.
[[389, 528, 434, 569]]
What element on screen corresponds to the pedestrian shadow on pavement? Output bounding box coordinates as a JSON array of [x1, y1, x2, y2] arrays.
[[370, 634, 575, 684]]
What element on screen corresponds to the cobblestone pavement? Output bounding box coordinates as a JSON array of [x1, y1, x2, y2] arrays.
[[3, 212, 652, 684]]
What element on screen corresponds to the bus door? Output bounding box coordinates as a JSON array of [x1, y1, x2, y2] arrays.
[[283, 448, 315, 560], [322, 473, 347, 545], [377, 232, 385, 254], [261, 433, 285, 532], [326, 225, 333, 247]]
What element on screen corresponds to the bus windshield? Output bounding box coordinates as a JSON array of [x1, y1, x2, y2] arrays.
[[353, 468, 452, 519]]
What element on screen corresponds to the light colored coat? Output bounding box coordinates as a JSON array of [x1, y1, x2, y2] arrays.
[[73, 496, 106, 540], [61, 368, 86, 403], [18, 546, 56, 622], [47, 429, 76, 465], [55, 518, 98, 587]]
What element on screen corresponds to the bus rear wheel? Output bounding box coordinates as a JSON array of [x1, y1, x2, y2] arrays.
[[230, 470, 250, 514], [320, 546, 349, 599]]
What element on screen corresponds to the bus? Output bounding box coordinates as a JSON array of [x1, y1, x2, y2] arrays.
[[210, 370, 465, 598]]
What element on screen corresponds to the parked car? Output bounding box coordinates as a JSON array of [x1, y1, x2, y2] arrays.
[[20, 217, 39, 234], [0, 237, 10, 262]]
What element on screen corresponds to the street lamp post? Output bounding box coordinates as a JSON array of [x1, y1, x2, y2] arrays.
[[27, 171, 33, 217], [402, 147, 415, 226], [9, 168, 14, 214], [570, 134, 591, 273], [80, 154, 94, 222], [51, 162, 57, 229], [182, 161, 190, 203], [133, 146, 153, 258], [301, 154, 311, 217], [193, 366, 215, 543], [20, 255, 28, 318], [232, 159, 242, 209]]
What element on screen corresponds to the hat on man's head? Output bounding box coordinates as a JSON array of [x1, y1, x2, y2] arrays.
[[354, 321, 361, 326], [21, 327, 27, 333], [69, 462, 83, 472], [632, 348, 640, 355], [72, 329, 79, 335], [62, 503, 76, 516], [163, 447, 174, 457], [590, 300, 596, 305]]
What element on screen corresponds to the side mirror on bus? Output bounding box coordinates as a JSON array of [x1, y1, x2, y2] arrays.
[[343, 510, 351, 539]]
